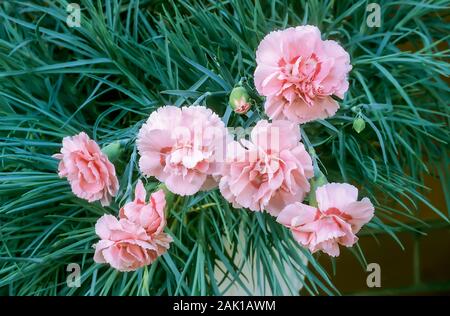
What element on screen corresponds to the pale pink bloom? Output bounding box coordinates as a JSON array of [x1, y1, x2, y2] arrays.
[[93, 215, 166, 272], [265, 95, 338, 125], [254, 25, 352, 124], [137, 106, 230, 196], [53, 132, 119, 206], [119, 180, 166, 237], [277, 183, 374, 257], [219, 120, 313, 216], [93, 181, 172, 271]]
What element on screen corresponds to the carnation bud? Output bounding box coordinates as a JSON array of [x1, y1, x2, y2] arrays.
[[229, 86, 251, 114], [101, 141, 124, 162], [353, 117, 366, 133], [308, 170, 328, 208]]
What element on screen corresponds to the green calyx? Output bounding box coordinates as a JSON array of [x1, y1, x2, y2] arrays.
[[308, 170, 328, 208], [101, 141, 125, 162]]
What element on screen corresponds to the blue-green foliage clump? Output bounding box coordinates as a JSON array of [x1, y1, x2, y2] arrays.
[[0, 0, 449, 295]]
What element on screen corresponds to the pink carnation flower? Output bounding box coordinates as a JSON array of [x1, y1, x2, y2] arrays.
[[277, 183, 374, 257], [137, 106, 230, 196], [119, 180, 166, 236], [254, 25, 352, 124], [219, 120, 313, 216], [53, 132, 119, 206], [94, 181, 172, 271], [93, 215, 162, 272]]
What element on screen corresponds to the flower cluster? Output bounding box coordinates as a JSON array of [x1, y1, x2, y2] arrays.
[[53, 25, 374, 271]]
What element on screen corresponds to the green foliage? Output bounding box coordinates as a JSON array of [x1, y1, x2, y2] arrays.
[[0, 0, 449, 295]]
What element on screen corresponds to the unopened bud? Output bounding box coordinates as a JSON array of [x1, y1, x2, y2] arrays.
[[353, 117, 366, 133], [308, 170, 328, 208], [229, 86, 251, 114], [101, 141, 124, 162]]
